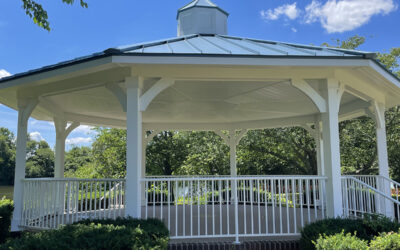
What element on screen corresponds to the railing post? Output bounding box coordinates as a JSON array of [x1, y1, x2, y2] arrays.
[[233, 178, 240, 244]]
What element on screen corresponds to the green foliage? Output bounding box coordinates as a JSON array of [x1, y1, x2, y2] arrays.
[[322, 35, 366, 50], [25, 139, 54, 178], [21, 0, 88, 31], [0, 197, 13, 244], [177, 131, 229, 175], [0, 128, 15, 185], [64, 146, 92, 173], [377, 48, 400, 77], [339, 117, 378, 175], [238, 128, 317, 175], [314, 231, 368, 250], [1, 218, 169, 250], [370, 230, 400, 250], [147, 131, 188, 176], [91, 128, 127, 178], [300, 216, 400, 250]]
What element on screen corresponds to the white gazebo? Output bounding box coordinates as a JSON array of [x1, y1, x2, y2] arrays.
[[2, 0, 400, 243]]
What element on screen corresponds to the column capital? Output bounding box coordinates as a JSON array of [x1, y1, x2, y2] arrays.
[[326, 78, 340, 89], [125, 76, 143, 89]]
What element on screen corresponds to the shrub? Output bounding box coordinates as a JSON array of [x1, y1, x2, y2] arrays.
[[369, 230, 400, 250], [0, 197, 13, 243], [300, 215, 400, 250], [0, 217, 169, 250], [314, 231, 368, 250]]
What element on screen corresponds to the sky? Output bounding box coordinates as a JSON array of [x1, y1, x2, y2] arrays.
[[0, 0, 399, 149]]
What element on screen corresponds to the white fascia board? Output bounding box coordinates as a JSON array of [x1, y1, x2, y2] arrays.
[[0, 57, 113, 90], [368, 60, 400, 89], [113, 55, 371, 67]]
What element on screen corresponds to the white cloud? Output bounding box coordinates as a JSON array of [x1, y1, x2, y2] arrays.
[[261, 3, 300, 21], [29, 131, 45, 142], [72, 125, 95, 134], [0, 69, 11, 79], [66, 137, 93, 145], [304, 0, 397, 33], [291, 27, 298, 32]]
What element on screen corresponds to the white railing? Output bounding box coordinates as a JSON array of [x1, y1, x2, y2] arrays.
[[21, 178, 125, 229], [142, 175, 327, 241], [341, 176, 400, 221]]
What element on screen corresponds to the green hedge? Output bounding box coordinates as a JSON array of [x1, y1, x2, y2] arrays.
[[314, 230, 400, 249], [0, 197, 13, 244], [314, 231, 368, 250], [0, 218, 169, 250], [300, 215, 400, 250], [369, 230, 400, 250]]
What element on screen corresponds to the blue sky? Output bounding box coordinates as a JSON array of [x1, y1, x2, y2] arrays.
[[0, 0, 399, 149]]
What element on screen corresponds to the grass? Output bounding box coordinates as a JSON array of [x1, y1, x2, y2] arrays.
[[0, 186, 13, 199]]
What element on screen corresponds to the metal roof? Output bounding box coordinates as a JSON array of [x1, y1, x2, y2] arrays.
[[117, 34, 376, 57], [0, 33, 388, 84]]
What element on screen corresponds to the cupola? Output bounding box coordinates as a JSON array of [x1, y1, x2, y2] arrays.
[[177, 0, 229, 36]]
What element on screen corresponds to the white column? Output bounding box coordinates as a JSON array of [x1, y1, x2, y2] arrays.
[[11, 98, 38, 231], [321, 79, 343, 218], [229, 129, 237, 176], [141, 130, 147, 205], [125, 76, 143, 218], [375, 103, 389, 179], [315, 121, 325, 176], [54, 119, 80, 178], [374, 102, 393, 217]]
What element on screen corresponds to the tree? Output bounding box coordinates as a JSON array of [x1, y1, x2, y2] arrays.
[[0, 128, 16, 185], [64, 146, 92, 173], [322, 35, 366, 50], [91, 128, 127, 178], [22, 0, 87, 31], [177, 131, 229, 176], [238, 128, 317, 175], [146, 131, 189, 176], [25, 139, 55, 178]]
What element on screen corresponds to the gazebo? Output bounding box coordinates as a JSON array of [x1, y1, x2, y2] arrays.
[[1, 0, 400, 243]]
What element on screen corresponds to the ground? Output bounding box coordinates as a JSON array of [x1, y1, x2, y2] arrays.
[[0, 186, 13, 199]]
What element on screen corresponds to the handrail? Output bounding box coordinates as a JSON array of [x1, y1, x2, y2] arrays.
[[341, 176, 400, 205], [143, 175, 327, 181], [22, 178, 125, 182], [378, 175, 400, 188], [100, 181, 122, 202]]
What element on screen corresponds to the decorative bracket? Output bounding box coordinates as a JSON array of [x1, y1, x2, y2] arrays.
[[106, 83, 127, 112], [140, 78, 175, 111], [291, 79, 326, 113]]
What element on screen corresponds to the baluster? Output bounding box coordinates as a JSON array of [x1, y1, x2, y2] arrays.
[[313, 179, 317, 221], [306, 179, 311, 224], [264, 179, 268, 234], [257, 179, 261, 234], [175, 180, 178, 237], [219, 179, 222, 235], [285, 179, 290, 234], [183, 180, 186, 236], [212, 179, 215, 236], [299, 179, 304, 228], [168, 180, 171, 231], [292, 179, 297, 233]]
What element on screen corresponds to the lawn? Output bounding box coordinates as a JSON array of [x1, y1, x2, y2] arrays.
[[0, 186, 13, 199]]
